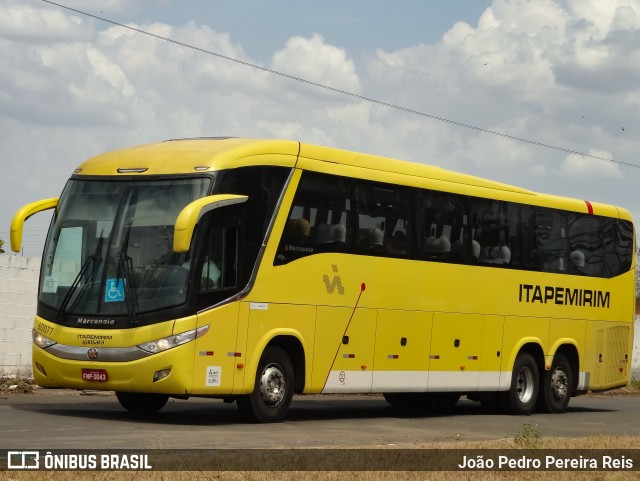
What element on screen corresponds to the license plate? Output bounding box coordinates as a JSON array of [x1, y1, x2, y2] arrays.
[[82, 369, 108, 382]]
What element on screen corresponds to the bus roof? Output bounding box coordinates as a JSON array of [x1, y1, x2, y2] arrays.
[[74, 137, 301, 175], [72, 137, 631, 220]]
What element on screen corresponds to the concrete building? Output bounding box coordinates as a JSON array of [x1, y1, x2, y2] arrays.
[[0, 255, 40, 376]]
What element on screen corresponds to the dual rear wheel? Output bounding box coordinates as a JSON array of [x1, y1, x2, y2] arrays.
[[499, 352, 572, 415], [538, 353, 573, 414]]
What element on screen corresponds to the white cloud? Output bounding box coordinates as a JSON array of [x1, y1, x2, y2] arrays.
[[0, 1, 92, 42], [558, 150, 623, 179], [271, 33, 361, 95], [48, 0, 147, 15]]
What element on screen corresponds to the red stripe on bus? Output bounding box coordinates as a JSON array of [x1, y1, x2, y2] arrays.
[[584, 200, 593, 214]]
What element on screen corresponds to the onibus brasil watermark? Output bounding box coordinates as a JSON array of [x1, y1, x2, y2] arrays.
[[6, 451, 151, 471], [4, 449, 639, 471]]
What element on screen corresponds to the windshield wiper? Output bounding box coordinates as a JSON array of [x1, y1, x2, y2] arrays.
[[117, 225, 139, 324], [56, 234, 104, 322]]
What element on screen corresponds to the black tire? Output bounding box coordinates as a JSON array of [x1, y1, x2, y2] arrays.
[[116, 392, 169, 413], [498, 352, 539, 415], [237, 346, 294, 423], [537, 353, 573, 413]]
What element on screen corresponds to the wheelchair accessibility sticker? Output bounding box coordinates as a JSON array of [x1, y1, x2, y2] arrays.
[[104, 278, 125, 302]]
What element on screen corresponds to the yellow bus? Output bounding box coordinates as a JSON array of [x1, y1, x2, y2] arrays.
[[11, 138, 635, 422]]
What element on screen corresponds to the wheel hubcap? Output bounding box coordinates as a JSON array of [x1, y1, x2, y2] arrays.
[[516, 365, 535, 404], [550, 368, 568, 401], [259, 364, 286, 407]]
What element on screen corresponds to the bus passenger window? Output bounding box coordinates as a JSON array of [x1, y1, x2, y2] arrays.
[[471, 200, 512, 266], [274, 172, 352, 265], [613, 219, 634, 275], [355, 180, 412, 257], [534, 210, 569, 272], [418, 190, 466, 263], [567, 215, 605, 277]]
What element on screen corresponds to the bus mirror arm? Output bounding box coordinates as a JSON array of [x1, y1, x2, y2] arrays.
[[10, 198, 59, 253], [173, 194, 248, 253]]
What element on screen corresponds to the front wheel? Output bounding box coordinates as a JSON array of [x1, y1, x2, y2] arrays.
[[237, 346, 294, 423], [116, 392, 169, 413], [537, 353, 573, 413], [498, 353, 539, 415]]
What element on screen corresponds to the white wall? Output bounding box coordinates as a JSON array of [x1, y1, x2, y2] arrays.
[[1, 255, 640, 382], [0, 255, 40, 376]]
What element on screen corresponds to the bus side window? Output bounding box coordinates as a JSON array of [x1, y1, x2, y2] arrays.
[[533, 210, 570, 273], [613, 219, 634, 275], [419, 190, 467, 263], [199, 224, 238, 292], [601, 219, 618, 277], [274, 172, 352, 265], [471, 200, 512, 266], [355, 180, 412, 257], [567, 214, 605, 277]]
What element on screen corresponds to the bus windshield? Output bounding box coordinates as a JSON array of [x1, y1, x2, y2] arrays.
[[40, 177, 210, 319]]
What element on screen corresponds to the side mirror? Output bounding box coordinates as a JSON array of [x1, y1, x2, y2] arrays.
[[10, 198, 59, 253], [173, 194, 248, 253]]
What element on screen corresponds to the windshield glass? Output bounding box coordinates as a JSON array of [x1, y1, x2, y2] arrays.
[[39, 177, 210, 318]]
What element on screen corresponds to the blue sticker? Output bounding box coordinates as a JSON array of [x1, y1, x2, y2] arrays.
[[105, 278, 125, 302]]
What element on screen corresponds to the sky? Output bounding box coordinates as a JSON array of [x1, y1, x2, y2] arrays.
[[2, 0, 640, 256]]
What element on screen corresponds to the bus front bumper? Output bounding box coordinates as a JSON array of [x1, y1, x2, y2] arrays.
[[32, 343, 194, 394]]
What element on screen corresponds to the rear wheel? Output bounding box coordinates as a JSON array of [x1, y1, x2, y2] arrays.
[[237, 346, 294, 423], [115, 392, 169, 413], [498, 353, 539, 415], [537, 353, 573, 413]]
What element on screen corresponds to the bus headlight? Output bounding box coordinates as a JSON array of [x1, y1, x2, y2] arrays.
[[137, 325, 209, 354], [32, 329, 57, 349]]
